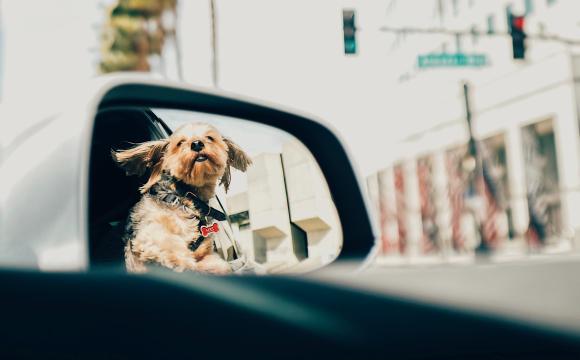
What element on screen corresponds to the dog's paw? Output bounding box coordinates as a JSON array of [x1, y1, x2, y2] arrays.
[[196, 255, 232, 275]]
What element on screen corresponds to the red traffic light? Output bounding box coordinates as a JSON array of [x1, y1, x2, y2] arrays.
[[512, 16, 525, 30], [509, 14, 526, 60]]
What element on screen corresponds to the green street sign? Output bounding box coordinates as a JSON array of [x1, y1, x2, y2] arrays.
[[418, 53, 488, 68]]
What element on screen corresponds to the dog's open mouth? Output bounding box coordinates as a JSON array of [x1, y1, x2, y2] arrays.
[[195, 154, 208, 163]]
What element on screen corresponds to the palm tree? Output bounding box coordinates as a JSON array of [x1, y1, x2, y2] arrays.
[[100, 0, 178, 74]]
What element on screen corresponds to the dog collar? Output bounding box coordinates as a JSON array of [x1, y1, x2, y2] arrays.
[[148, 174, 227, 222], [174, 181, 227, 222], [149, 188, 227, 222]]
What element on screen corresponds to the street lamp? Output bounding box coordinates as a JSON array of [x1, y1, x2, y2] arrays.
[[462, 154, 477, 173]]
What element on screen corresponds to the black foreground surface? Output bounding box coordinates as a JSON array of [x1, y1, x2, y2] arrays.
[[1, 267, 580, 359]]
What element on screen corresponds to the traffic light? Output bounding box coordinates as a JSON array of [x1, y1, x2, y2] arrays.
[[342, 9, 357, 55], [509, 14, 526, 60]]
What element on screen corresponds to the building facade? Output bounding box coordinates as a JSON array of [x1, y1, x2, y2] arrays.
[[226, 138, 342, 273], [368, 0, 580, 259]]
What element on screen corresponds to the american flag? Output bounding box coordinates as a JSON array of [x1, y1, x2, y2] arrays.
[[417, 156, 438, 253], [394, 164, 407, 254], [446, 148, 466, 251], [378, 172, 392, 254]]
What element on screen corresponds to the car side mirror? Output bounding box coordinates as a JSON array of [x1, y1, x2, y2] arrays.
[[0, 75, 376, 273]]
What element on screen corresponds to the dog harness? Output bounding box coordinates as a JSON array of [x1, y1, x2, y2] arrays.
[[148, 174, 227, 252]]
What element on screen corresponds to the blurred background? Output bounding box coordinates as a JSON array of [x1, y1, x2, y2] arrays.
[[1, 0, 580, 266]]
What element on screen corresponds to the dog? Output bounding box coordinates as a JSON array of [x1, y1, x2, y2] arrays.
[[112, 122, 251, 274]]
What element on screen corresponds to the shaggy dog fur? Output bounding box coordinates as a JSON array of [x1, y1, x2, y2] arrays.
[[112, 122, 251, 274]]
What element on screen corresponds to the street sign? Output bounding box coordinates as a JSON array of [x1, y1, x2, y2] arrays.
[[418, 53, 488, 68]]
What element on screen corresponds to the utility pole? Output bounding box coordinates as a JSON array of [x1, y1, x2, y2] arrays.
[[172, 3, 184, 81], [209, 0, 219, 88], [380, 26, 580, 46], [463, 82, 476, 160], [462, 82, 491, 256]]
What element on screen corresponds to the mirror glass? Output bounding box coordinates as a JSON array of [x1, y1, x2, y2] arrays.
[[89, 106, 342, 275]]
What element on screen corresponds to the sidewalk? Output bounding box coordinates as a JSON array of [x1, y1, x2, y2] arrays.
[[374, 238, 577, 267]]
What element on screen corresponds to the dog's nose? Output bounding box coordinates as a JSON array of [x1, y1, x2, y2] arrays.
[[191, 140, 205, 152]]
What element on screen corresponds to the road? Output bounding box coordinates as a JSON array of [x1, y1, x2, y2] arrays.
[[314, 254, 580, 338]]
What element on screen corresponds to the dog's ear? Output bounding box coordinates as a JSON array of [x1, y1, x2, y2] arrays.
[[111, 140, 168, 177], [224, 137, 252, 171], [219, 137, 252, 192]]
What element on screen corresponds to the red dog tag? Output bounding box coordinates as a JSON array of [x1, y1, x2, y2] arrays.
[[200, 222, 220, 237]]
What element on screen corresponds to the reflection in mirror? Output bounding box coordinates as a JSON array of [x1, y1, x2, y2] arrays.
[[89, 107, 342, 275]]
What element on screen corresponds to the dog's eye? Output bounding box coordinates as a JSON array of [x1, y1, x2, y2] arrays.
[[206, 136, 214, 142], [177, 140, 185, 146]]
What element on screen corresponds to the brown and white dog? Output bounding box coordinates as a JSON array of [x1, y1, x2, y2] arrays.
[[112, 122, 251, 274]]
